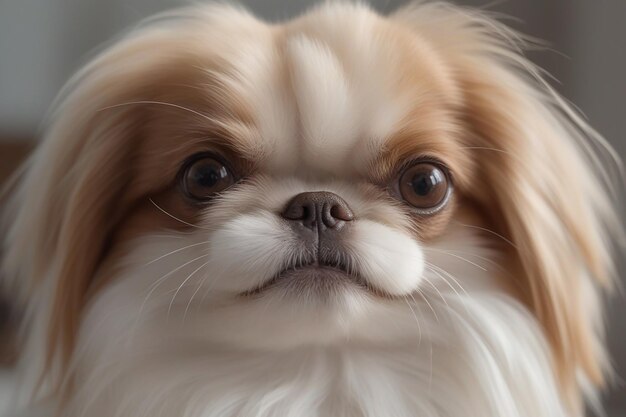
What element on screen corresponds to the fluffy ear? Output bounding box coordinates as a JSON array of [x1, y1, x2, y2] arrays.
[[394, 2, 622, 412], [1, 5, 260, 398], [462, 60, 619, 409], [0, 26, 195, 394]]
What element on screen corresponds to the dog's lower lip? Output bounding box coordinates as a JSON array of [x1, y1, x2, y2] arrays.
[[241, 263, 363, 296]]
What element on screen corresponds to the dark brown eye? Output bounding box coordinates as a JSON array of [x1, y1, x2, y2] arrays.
[[399, 163, 451, 212], [181, 155, 235, 201]]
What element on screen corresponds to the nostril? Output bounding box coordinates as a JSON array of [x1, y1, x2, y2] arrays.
[[330, 203, 354, 222], [322, 202, 354, 229], [283, 202, 306, 221]]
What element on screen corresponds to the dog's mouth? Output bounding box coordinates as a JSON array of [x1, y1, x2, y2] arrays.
[[241, 256, 368, 298]]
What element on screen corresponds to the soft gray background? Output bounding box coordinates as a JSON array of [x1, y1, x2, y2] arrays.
[[0, 0, 624, 414]]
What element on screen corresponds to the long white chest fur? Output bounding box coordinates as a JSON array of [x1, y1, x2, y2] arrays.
[[4, 229, 575, 417], [56, 294, 568, 417]]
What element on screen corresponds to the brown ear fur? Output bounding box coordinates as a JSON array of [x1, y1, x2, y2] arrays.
[[0, 27, 205, 397], [1, 7, 266, 399], [394, 2, 622, 412], [464, 69, 616, 410]]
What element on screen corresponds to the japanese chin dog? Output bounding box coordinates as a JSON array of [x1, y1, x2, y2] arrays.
[[0, 2, 622, 417]]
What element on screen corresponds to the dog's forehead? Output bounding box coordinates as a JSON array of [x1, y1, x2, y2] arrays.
[[207, 9, 458, 178]]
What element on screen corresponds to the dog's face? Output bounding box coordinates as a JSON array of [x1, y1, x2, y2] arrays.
[[2, 3, 619, 415], [78, 5, 475, 350]]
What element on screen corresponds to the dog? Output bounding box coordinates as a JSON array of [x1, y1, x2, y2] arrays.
[[1, 2, 622, 416]]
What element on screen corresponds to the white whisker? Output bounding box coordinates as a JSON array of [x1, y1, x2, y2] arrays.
[[137, 253, 211, 321], [454, 222, 517, 249], [424, 262, 468, 299], [423, 248, 487, 271], [98, 100, 214, 122], [145, 240, 212, 265], [403, 298, 422, 346], [149, 198, 211, 230], [183, 272, 212, 322], [168, 260, 212, 321], [411, 289, 439, 322], [421, 276, 450, 309]]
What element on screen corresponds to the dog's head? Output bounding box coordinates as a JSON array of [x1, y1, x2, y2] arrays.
[[2, 3, 620, 413]]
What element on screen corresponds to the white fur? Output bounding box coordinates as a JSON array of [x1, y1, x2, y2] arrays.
[[1, 2, 618, 417], [4, 222, 571, 417]]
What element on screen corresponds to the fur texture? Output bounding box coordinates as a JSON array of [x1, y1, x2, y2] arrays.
[[1, 2, 621, 417]]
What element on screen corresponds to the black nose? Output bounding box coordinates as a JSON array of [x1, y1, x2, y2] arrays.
[[282, 191, 354, 230]]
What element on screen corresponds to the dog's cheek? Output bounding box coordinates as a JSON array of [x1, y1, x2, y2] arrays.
[[347, 220, 424, 296], [204, 212, 297, 292]]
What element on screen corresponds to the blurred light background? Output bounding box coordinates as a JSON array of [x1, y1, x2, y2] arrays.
[[0, 0, 624, 414]]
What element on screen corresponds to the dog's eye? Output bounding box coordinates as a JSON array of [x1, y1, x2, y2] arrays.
[[399, 163, 451, 212], [181, 155, 235, 201]]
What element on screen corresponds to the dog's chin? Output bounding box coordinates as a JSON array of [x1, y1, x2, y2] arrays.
[[241, 265, 369, 303], [172, 268, 392, 350]]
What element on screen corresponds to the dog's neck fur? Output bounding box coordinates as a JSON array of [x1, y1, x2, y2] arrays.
[[30, 295, 568, 417], [6, 230, 576, 417]]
